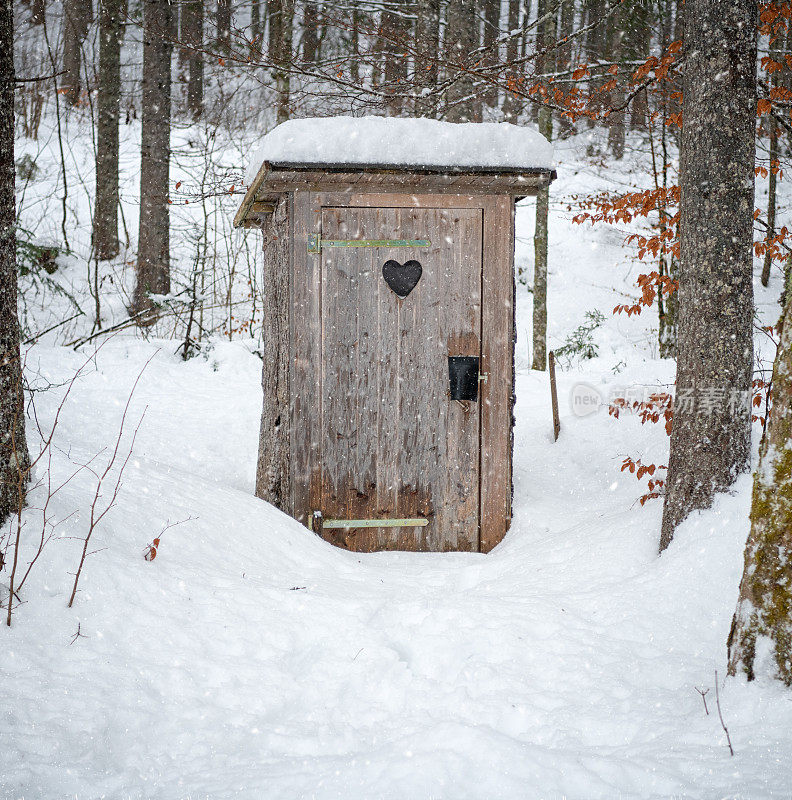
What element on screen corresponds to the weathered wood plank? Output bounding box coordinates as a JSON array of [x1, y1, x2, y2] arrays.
[[433, 207, 482, 551], [479, 196, 515, 552], [290, 190, 323, 525], [313, 193, 493, 210], [255, 196, 291, 511], [253, 170, 550, 201], [250, 201, 277, 214]]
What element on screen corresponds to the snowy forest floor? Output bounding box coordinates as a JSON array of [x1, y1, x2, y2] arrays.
[[3, 125, 792, 799]]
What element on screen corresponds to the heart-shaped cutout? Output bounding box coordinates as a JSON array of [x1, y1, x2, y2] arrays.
[[382, 259, 422, 299]]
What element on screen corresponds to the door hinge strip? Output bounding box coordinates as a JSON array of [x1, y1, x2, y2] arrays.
[[307, 234, 431, 254], [310, 511, 428, 531]]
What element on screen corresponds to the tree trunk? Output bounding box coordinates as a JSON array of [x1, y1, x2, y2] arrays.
[[62, 0, 92, 107], [0, 0, 31, 527], [250, 0, 262, 56], [659, 0, 757, 551], [605, 10, 625, 159], [583, 0, 606, 135], [444, 0, 481, 123], [381, 4, 407, 114], [93, 0, 125, 261], [534, 0, 557, 126], [556, 0, 575, 136], [29, 0, 46, 25], [501, 0, 521, 121], [216, 0, 230, 49], [532, 106, 552, 371], [181, 0, 203, 118], [531, 0, 555, 371], [350, 0, 360, 83], [657, 3, 677, 358], [133, 0, 172, 322], [481, 0, 500, 112], [728, 272, 792, 684], [414, 0, 440, 117], [301, 1, 318, 63], [624, 0, 651, 132], [268, 0, 293, 123]]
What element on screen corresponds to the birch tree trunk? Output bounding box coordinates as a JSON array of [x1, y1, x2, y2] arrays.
[[133, 0, 172, 321], [93, 0, 125, 261], [659, 0, 757, 551], [0, 0, 31, 525], [728, 274, 792, 684]]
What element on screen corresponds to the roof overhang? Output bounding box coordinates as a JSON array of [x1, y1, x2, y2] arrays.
[[234, 161, 557, 228]]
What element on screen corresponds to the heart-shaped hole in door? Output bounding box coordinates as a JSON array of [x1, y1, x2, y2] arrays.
[[382, 259, 422, 299]]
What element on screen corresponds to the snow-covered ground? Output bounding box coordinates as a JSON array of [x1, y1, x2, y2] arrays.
[[3, 129, 792, 798]]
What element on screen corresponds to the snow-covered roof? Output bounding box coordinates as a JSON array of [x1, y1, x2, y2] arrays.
[[244, 116, 555, 185]]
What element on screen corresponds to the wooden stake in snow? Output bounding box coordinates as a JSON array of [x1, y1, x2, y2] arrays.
[[549, 351, 561, 442], [714, 671, 734, 756]]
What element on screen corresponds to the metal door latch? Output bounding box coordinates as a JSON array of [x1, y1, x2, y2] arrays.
[[308, 234, 431, 254]]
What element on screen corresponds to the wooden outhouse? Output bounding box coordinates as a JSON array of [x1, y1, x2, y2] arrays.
[[234, 118, 555, 553]]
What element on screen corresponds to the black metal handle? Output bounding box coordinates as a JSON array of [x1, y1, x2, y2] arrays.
[[448, 356, 479, 402]]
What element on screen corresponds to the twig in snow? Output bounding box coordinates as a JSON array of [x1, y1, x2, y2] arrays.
[[3, 344, 112, 625], [67, 354, 156, 607], [143, 516, 195, 561], [68, 622, 88, 646], [695, 686, 710, 715], [714, 670, 734, 756]]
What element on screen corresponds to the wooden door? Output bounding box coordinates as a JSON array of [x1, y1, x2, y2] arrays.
[[318, 206, 483, 551]]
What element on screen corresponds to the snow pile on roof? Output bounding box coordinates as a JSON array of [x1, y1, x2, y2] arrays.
[[245, 116, 555, 184]]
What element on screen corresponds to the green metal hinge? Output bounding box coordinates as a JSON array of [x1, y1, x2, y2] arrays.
[[310, 511, 428, 531], [307, 234, 431, 254]]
